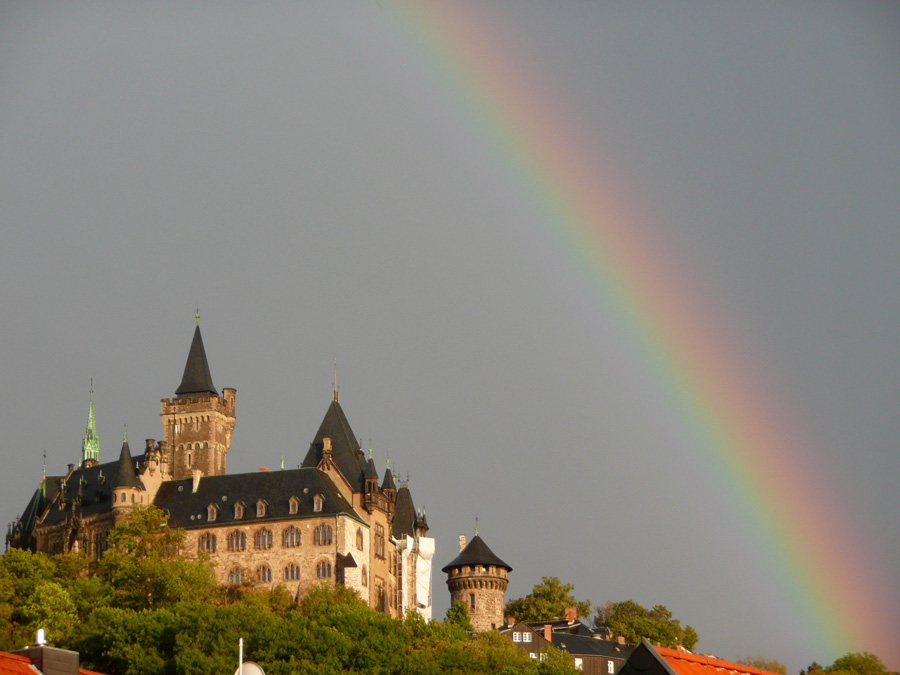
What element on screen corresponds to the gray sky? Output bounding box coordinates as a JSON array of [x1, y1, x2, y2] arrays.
[[2, 3, 898, 672]]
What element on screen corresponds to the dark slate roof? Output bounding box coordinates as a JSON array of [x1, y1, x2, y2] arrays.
[[381, 468, 396, 491], [301, 400, 366, 492], [175, 325, 218, 396], [37, 457, 142, 527], [441, 535, 512, 572], [392, 484, 417, 540], [364, 458, 378, 480], [153, 467, 361, 529], [113, 441, 143, 489], [551, 634, 636, 660]]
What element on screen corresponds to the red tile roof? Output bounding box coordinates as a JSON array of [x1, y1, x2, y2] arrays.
[[0, 652, 39, 675], [655, 646, 781, 675]]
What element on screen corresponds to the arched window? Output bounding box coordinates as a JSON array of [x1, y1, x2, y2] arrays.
[[256, 500, 266, 517], [289, 497, 299, 514], [361, 564, 368, 587], [255, 528, 273, 550], [228, 567, 245, 585], [234, 502, 244, 519], [314, 494, 323, 512], [374, 524, 385, 559], [283, 526, 301, 547], [284, 563, 301, 581], [316, 560, 332, 578], [314, 525, 332, 545], [356, 528, 363, 550], [228, 530, 246, 552], [207, 504, 217, 522], [256, 565, 272, 583], [199, 532, 217, 553]]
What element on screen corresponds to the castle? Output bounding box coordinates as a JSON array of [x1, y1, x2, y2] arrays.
[[6, 321, 434, 619]]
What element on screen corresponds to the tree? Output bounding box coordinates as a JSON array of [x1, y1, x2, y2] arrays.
[[737, 656, 787, 674], [505, 577, 592, 622], [445, 600, 475, 632], [801, 653, 892, 675], [594, 600, 698, 650]]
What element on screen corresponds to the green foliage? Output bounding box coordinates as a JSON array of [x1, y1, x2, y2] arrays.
[[504, 576, 592, 622], [594, 600, 698, 650], [445, 600, 475, 632], [801, 653, 892, 675], [98, 505, 217, 609], [737, 656, 788, 674]]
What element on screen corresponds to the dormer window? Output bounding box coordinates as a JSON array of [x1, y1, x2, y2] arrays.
[[313, 494, 323, 512], [289, 497, 299, 515], [234, 502, 244, 519], [256, 500, 266, 517], [207, 504, 217, 522]]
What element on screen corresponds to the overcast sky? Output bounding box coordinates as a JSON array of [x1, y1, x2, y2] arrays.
[[1, 3, 898, 672]]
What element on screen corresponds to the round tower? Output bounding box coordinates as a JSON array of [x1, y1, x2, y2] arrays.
[[442, 533, 512, 632]]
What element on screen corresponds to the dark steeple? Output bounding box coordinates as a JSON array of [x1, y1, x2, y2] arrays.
[[302, 399, 366, 491], [175, 323, 218, 397], [441, 535, 512, 573], [112, 430, 142, 489]]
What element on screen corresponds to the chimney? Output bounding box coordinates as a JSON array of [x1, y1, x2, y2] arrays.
[[191, 469, 202, 493], [565, 607, 577, 624], [617, 636, 626, 644], [13, 631, 80, 675], [458, 535, 467, 552], [508, 616, 515, 627], [544, 625, 552, 641], [259, 467, 268, 472], [323, 437, 332, 456]]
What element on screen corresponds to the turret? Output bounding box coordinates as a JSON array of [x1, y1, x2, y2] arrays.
[[161, 316, 235, 479], [111, 427, 144, 509], [442, 532, 512, 632], [81, 385, 100, 468]]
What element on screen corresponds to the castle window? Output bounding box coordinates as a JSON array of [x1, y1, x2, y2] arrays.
[[285, 563, 301, 581], [314, 495, 323, 512], [234, 502, 244, 519], [256, 500, 266, 517], [314, 525, 332, 545], [374, 524, 385, 559], [199, 532, 217, 553], [113, 493, 116, 503], [283, 525, 301, 547], [228, 531, 246, 552], [187, 453, 192, 467], [316, 560, 332, 578], [289, 497, 299, 514], [228, 567, 245, 585], [361, 564, 368, 587], [374, 576, 385, 612], [254, 528, 273, 550], [208, 504, 217, 521], [131, 493, 135, 503], [256, 565, 272, 583], [356, 528, 363, 550], [470, 593, 475, 609]]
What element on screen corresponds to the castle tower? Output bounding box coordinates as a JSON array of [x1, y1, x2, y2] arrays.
[[442, 532, 512, 632], [160, 320, 235, 479], [110, 430, 144, 509], [81, 385, 100, 468]]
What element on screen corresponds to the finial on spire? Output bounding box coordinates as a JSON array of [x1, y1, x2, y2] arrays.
[[333, 358, 339, 402], [281, 453, 285, 470], [475, 515, 479, 536], [368, 440, 372, 460], [386, 449, 391, 469], [43, 450, 47, 480], [123, 423, 128, 443], [195, 305, 200, 326]]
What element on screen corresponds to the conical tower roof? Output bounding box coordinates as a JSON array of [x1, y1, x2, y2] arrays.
[[112, 431, 142, 489], [365, 457, 378, 480], [175, 324, 218, 396], [381, 467, 396, 491], [442, 535, 512, 573], [301, 399, 366, 491]]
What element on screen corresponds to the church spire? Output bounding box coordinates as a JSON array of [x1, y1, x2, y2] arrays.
[[175, 320, 218, 397], [81, 382, 100, 467]]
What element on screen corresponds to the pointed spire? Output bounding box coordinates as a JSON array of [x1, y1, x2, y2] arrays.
[[81, 382, 100, 466], [112, 434, 142, 489], [175, 322, 218, 396], [333, 358, 339, 402]]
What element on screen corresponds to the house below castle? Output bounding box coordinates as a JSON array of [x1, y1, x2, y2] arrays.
[[6, 321, 433, 620]]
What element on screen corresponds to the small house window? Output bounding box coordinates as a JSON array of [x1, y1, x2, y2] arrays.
[[234, 503, 244, 519], [256, 501, 266, 517], [523, 632, 532, 643], [513, 632, 521, 643], [575, 658, 584, 671], [608, 662, 615, 674], [314, 495, 323, 512], [207, 504, 217, 521], [289, 497, 299, 514]]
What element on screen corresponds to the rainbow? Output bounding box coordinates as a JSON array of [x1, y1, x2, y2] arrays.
[[385, 1, 897, 666]]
